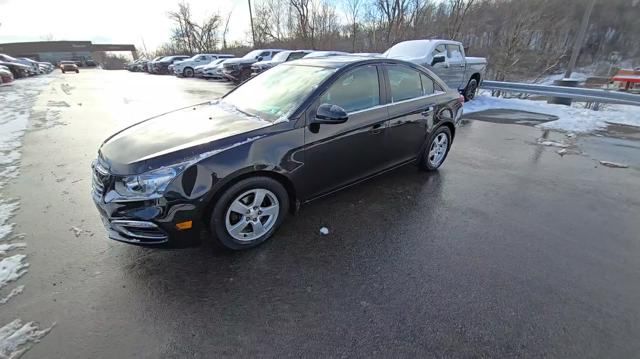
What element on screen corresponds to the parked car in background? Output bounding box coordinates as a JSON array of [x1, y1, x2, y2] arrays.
[[91, 56, 462, 249], [197, 58, 232, 78], [0, 65, 14, 84], [152, 55, 190, 75], [60, 61, 79, 73], [0, 60, 31, 78], [0, 54, 33, 77], [304, 51, 349, 58], [17, 57, 40, 75], [384, 39, 487, 101], [38, 62, 54, 73], [173, 54, 234, 77], [222, 49, 283, 83], [146, 56, 164, 73], [251, 50, 311, 75], [353, 53, 382, 57]]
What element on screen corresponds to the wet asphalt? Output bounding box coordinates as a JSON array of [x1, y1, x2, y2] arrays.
[[4, 69, 640, 358]]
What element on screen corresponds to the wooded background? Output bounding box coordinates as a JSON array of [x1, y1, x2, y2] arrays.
[[147, 0, 640, 81]]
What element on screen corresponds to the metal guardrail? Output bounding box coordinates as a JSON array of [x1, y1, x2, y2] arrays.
[[480, 80, 640, 106]]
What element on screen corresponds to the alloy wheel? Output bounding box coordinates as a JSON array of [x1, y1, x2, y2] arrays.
[[428, 133, 449, 167], [225, 188, 280, 241]]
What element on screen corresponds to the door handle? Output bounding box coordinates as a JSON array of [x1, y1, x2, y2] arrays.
[[421, 106, 434, 116], [370, 123, 384, 134]]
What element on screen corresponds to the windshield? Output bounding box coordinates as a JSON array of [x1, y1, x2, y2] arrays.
[[383, 41, 431, 58], [222, 64, 335, 122], [271, 51, 290, 62], [242, 50, 263, 59]]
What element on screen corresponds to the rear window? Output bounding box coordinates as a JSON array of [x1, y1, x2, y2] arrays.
[[387, 65, 423, 102]]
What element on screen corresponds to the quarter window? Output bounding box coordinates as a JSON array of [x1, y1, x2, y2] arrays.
[[388, 65, 423, 102], [320, 65, 380, 113], [287, 52, 307, 61], [420, 74, 435, 95]]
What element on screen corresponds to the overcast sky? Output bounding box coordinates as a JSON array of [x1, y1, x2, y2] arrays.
[[0, 0, 253, 51]]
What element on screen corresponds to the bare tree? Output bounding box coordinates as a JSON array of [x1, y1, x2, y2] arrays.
[[344, 0, 363, 51], [222, 10, 233, 49], [446, 0, 475, 40]]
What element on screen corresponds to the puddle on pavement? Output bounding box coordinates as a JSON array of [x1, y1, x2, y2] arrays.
[[463, 109, 558, 127]]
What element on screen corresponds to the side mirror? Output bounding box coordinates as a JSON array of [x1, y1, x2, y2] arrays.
[[431, 54, 446, 66], [314, 104, 348, 124]]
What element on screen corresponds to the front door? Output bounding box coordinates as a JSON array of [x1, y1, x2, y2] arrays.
[[302, 64, 389, 199], [445, 44, 465, 90]]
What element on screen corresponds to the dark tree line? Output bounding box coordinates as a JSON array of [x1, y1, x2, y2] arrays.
[[145, 0, 640, 81]]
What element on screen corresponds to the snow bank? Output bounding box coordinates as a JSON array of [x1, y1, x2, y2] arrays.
[[464, 94, 640, 133], [0, 76, 56, 352], [0, 319, 54, 359]]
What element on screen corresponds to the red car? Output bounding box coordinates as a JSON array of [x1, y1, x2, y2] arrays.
[[0, 65, 14, 84]]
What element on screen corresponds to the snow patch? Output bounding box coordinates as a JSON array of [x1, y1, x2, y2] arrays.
[[0, 255, 28, 290], [0, 319, 54, 358], [319, 227, 329, 235], [465, 94, 640, 133], [536, 139, 569, 148], [0, 201, 19, 241], [599, 160, 629, 168], [0, 285, 24, 305], [0, 243, 26, 256]]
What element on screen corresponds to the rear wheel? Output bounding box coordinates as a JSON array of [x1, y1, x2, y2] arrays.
[[419, 126, 452, 171], [463, 78, 478, 101], [76, 69, 79, 73], [210, 177, 289, 250]]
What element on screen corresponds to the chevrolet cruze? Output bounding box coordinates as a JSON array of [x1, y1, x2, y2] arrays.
[[92, 56, 463, 250]]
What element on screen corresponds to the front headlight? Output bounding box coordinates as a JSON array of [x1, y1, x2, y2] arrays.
[[113, 162, 191, 201]]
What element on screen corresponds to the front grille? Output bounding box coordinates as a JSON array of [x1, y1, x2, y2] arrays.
[[92, 161, 110, 196]]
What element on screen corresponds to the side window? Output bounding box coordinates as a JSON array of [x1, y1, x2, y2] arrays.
[[287, 52, 306, 61], [387, 65, 423, 102], [196, 55, 207, 61], [259, 51, 271, 58], [431, 45, 446, 59], [420, 73, 435, 95], [446, 45, 463, 61], [320, 65, 380, 113]]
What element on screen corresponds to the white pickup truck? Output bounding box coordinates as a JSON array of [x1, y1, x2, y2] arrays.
[[384, 40, 487, 101]]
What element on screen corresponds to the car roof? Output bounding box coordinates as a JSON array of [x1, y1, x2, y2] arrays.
[[290, 55, 388, 68]]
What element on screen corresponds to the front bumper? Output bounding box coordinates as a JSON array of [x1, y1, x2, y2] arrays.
[[91, 163, 203, 247], [223, 68, 240, 81]]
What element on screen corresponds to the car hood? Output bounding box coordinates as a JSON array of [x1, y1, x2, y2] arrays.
[[224, 58, 256, 65], [100, 101, 272, 174]]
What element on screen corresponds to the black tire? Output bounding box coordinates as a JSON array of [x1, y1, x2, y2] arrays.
[[76, 70, 79, 73], [210, 176, 289, 250], [183, 67, 194, 78], [419, 126, 452, 171], [463, 78, 478, 101], [62, 70, 65, 73]]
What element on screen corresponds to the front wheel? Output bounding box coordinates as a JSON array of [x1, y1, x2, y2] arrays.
[[463, 78, 478, 101], [210, 177, 289, 250], [183, 67, 194, 77], [76, 70, 79, 73], [419, 126, 452, 171]]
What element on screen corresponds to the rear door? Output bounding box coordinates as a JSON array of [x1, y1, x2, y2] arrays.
[[383, 64, 432, 165], [383, 64, 449, 165], [302, 64, 389, 198]]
